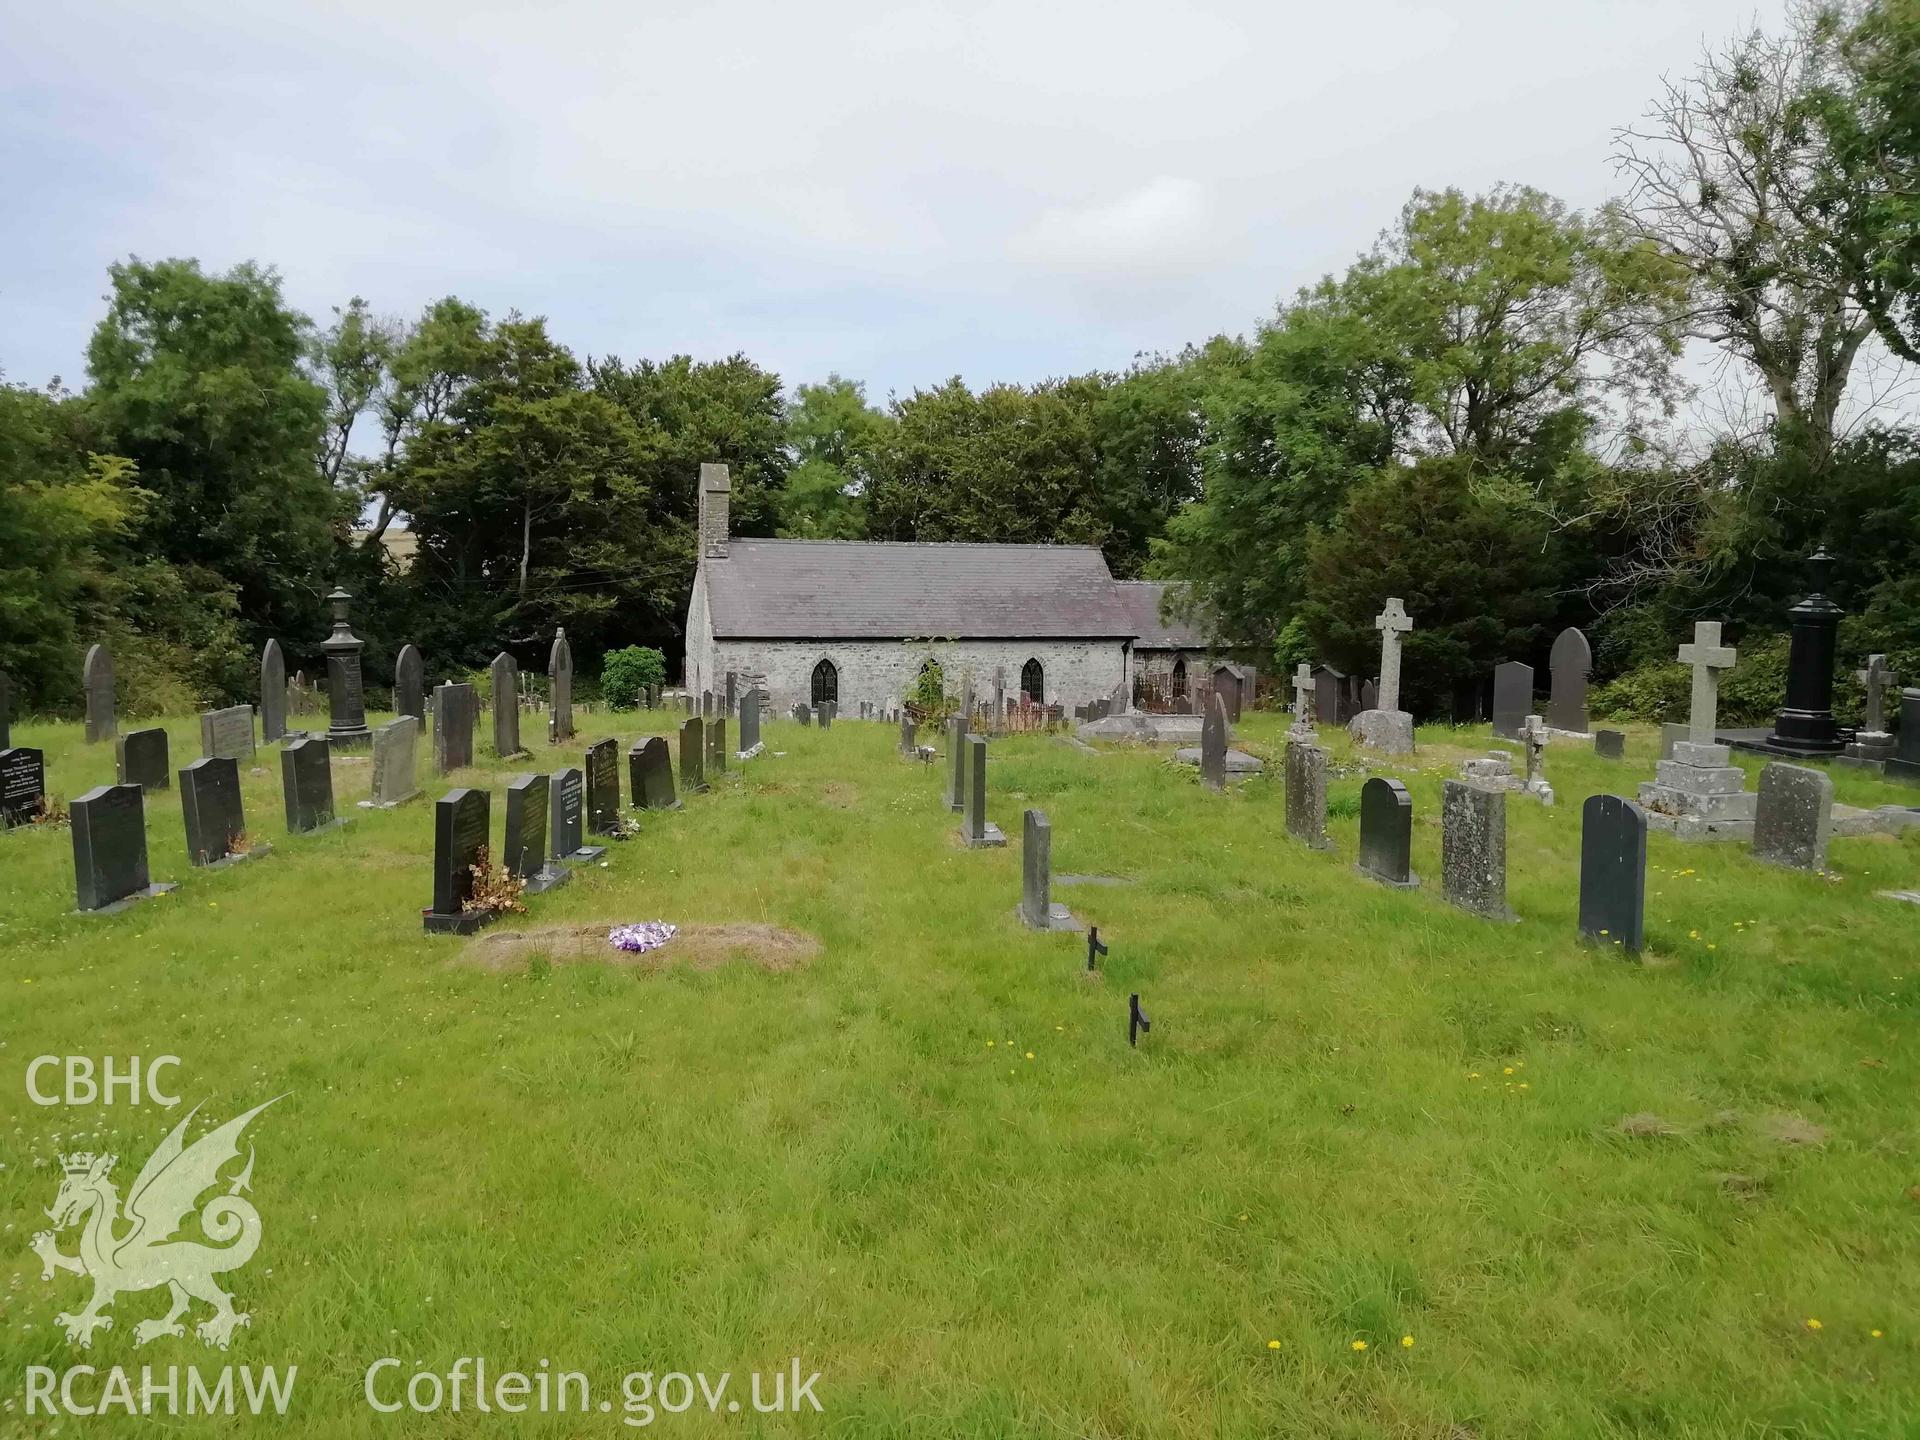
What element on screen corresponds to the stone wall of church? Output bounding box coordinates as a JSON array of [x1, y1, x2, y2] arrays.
[[694, 634, 1129, 714]]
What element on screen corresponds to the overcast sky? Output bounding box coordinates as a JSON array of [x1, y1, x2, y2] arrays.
[[3, 0, 1776, 403]]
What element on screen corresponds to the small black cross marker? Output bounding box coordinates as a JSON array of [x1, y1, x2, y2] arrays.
[[1128, 992, 1151, 1047], [1086, 926, 1108, 972]]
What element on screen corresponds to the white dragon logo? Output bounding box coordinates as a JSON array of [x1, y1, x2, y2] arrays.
[[29, 1097, 282, 1349]]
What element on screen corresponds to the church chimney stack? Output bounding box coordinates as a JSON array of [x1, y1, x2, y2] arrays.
[[698, 462, 731, 559]]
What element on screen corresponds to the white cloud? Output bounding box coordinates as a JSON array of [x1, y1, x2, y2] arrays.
[[1009, 178, 1227, 275]]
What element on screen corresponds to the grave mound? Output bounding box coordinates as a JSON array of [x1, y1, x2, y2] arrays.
[[457, 921, 820, 974]]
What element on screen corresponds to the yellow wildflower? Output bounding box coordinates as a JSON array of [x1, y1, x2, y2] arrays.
[[1351, 1339, 1368, 1352], [1400, 1335, 1415, 1348]]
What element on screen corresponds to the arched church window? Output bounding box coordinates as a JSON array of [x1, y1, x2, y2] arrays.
[[811, 658, 839, 706], [1020, 658, 1044, 704]]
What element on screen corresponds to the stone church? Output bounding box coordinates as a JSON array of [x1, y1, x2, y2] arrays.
[[682, 463, 1214, 714]]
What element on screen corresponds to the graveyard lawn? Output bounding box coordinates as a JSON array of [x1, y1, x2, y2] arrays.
[[2, 710, 1919, 1438]]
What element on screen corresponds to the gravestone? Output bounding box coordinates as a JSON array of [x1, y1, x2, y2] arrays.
[[958, 735, 1006, 846], [83, 643, 116, 742], [1199, 692, 1228, 792], [708, 717, 728, 777], [423, 788, 493, 933], [1312, 665, 1348, 725], [945, 717, 966, 812], [1578, 795, 1647, 953], [199, 704, 256, 762], [1638, 622, 1755, 841], [1753, 762, 1834, 872], [816, 703, 833, 730], [281, 734, 340, 833], [1491, 661, 1532, 742], [1355, 776, 1416, 888], [394, 644, 426, 721], [116, 728, 170, 791], [1213, 664, 1243, 724], [1349, 597, 1415, 754], [725, 672, 737, 715], [1888, 689, 1920, 785], [1767, 548, 1843, 756], [1018, 808, 1081, 930], [738, 690, 763, 758], [702, 689, 714, 718], [993, 668, 1006, 728], [320, 589, 372, 749], [1548, 627, 1593, 734], [1, 746, 46, 827], [631, 736, 679, 810], [260, 639, 287, 744], [433, 682, 476, 773], [1520, 714, 1554, 805], [585, 737, 622, 831], [70, 784, 174, 912], [1290, 663, 1316, 736], [1594, 729, 1626, 760], [795, 703, 811, 725], [0, 668, 10, 749], [548, 767, 605, 863], [363, 716, 421, 808], [1846, 654, 1899, 762], [548, 629, 575, 743], [1659, 722, 1688, 761], [1441, 780, 1516, 921], [180, 757, 255, 866], [504, 772, 566, 893], [491, 653, 526, 757], [1360, 680, 1378, 711], [678, 718, 707, 795], [899, 713, 917, 757], [1284, 738, 1331, 850]]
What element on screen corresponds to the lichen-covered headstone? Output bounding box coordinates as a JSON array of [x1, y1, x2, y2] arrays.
[[1752, 762, 1834, 872], [365, 716, 421, 808], [199, 704, 256, 762], [1284, 737, 1331, 850], [491, 652, 526, 757], [1199, 693, 1229, 792], [1441, 780, 1516, 921]]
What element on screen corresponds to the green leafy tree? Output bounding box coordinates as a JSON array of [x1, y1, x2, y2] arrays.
[[84, 258, 344, 644], [779, 374, 888, 538], [600, 645, 667, 708]]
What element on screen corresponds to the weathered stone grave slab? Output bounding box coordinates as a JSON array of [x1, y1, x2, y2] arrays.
[[423, 787, 493, 933], [83, 644, 115, 742], [1441, 780, 1516, 921], [504, 772, 566, 894], [1753, 762, 1834, 872], [1548, 627, 1592, 734], [944, 717, 966, 812], [117, 728, 170, 791], [433, 682, 476, 773], [548, 629, 575, 743], [71, 783, 175, 912], [1019, 808, 1082, 931], [1578, 795, 1646, 953], [1594, 729, 1626, 760], [394, 643, 425, 721], [959, 735, 1005, 847], [200, 703, 256, 762], [708, 717, 728, 777], [2, 746, 46, 828], [1356, 776, 1415, 888], [1199, 692, 1228, 792], [1284, 738, 1331, 850], [362, 716, 421, 808], [260, 638, 287, 744], [631, 736, 679, 810], [180, 756, 262, 867], [491, 652, 527, 757], [281, 734, 342, 834], [738, 690, 763, 758], [678, 718, 707, 795], [1491, 661, 1532, 742]]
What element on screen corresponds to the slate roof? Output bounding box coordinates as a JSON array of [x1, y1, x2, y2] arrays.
[[703, 539, 1137, 640], [1112, 581, 1209, 650]]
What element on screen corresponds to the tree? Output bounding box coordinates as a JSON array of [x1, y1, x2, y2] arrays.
[[85, 258, 344, 644], [315, 297, 399, 493], [1093, 344, 1238, 577], [360, 296, 492, 550], [779, 374, 888, 538]]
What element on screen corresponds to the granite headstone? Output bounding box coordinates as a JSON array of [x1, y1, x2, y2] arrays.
[[260, 639, 287, 744], [1355, 776, 1415, 888], [1752, 761, 1834, 871], [1441, 780, 1515, 921], [423, 788, 492, 933], [71, 783, 174, 912], [116, 728, 170, 791], [1, 746, 46, 828], [281, 734, 339, 833]]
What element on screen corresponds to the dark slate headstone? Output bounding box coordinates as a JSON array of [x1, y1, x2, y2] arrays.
[[433, 682, 476, 773], [549, 766, 604, 862], [423, 787, 492, 933], [83, 643, 116, 742], [1886, 688, 1920, 785], [794, 703, 811, 725], [280, 734, 339, 833], [1360, 679, 1379, 712], [725, 671, 737, 716], [1312, 665, 1347, 725], [708, 717, 728, 777], [548, 629, 575, 742], [959, 735, 1005, 846], [701, 689, 714, 718], [944, 717, 966, 812], [1548, 627, 1592, 733], [321, 588, 372, 749], [364, 716, 421, 808], [1356, 776, 1415, 888], [899, 713, 917, 757], [1594, 728, 1626, 760], [1213, 664, 1243, 724], [678, 717, 707, 795], [1753, 761, 1834, 872], [504, 772, 566, 893], [1284, 738, 1331, 850], [1019, 808, 1081, 930], [491, 652, 526, 757], [199, 703, 256, 762], [116, 728, 170, 791], [585, 737, 621, 832], [737, 690, 762, 756], [0, 668, 11, 749], [260, 639, 287, 744], [816, 703, 832, 729], [71, 784, 174, 912], [631, 736, 678, 810], [180, 756, 250, 866], [1441, 780, 1516, 921], [1199, 693, 1228, 792], [1491, 661, 1533, 742], [394, 643, 425, 722], [1, 746, 46, 828], [1578, 795, 1647, 953]]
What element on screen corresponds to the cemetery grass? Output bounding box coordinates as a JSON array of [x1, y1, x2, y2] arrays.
[[3, 712, 1919, 1438]]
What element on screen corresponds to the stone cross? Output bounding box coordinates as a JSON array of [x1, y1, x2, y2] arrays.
[[1676, 621, 1738, 744], [1522, 714, 1548, 788], [1373, 598, 1413, 712], [1291, 663, 1316, 730], [1858, 654, 1898, 734]]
